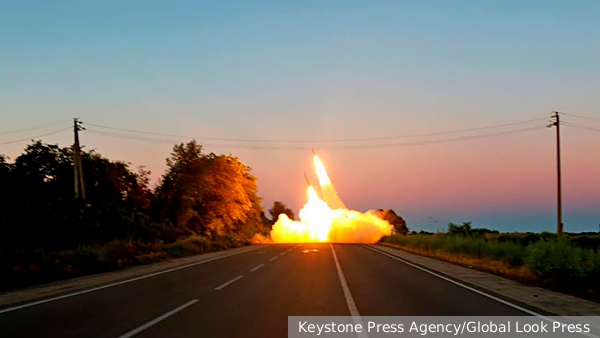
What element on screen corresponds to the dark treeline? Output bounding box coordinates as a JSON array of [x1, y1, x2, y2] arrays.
[[0, 140, 271, 289]]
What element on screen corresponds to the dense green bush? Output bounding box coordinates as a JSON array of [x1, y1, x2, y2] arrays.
[[525, 239, 600, 282]]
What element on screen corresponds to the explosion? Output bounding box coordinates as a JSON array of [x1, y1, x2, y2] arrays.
[[270, 154, 393, 243]]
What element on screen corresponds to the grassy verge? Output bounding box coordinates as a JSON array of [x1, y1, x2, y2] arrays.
[[0, 235, 251, 292], [380, 234, 600, 302]]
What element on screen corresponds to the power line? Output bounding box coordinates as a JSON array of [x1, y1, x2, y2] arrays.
[[85, 117, 546, 144], [561, 112, 600, 123], [0, 119, 71, 135], [85, 126, 543, 151], [334, 126, 543, 150], [85, 129, 175, 144], [0, 127, 72, 146], [561, 121, 600, 134]]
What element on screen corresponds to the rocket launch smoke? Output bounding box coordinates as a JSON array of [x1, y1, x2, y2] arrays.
[[270, 155, 392, 243]]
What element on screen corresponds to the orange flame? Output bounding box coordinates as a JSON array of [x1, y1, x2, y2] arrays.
[[270, 155, 392, 243]]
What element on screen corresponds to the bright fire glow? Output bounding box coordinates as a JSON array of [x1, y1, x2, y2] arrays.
[[313, 155, 331, 186], [270, 155, 393, 243]]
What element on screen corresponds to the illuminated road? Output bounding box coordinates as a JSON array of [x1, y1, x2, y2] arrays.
[[0, 244, 532, 337]]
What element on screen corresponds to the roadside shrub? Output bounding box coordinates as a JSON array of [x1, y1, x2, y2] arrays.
[[165, 241, 202, 257], [59, 244, 103, 272], [381, 235, 525, 267], [135, 251, 168, 264], [382, 233, 599, 300], [525, 239, 588, 282], [100, 240, 142, 267], [570, 235, 600, 251], [521, 233, 541, 246], [0, 234, 253, 292]]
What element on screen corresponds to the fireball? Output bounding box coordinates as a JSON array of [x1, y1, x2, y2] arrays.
[[270, 154, 392, 243]]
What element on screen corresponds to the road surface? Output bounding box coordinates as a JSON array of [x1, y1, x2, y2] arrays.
[[0, 244, 533, 337]]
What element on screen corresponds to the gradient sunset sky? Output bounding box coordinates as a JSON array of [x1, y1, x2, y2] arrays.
[[1, 1, 599, 232]]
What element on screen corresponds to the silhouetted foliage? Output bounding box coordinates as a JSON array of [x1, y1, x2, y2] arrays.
[[375, 209, 408, 235], [0, 141, 153, 251], [268, 201, 295, 224], [447, 221, 473, 236], [0, 140, 270, 290]]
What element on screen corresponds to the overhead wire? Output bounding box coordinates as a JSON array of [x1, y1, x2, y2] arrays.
[[0, 127, 72, 146], [561, 112, 600, 123], [85, 125, 544, 151], [85, 130, 175, 144], [561, 121, 600, 134], [84, 117, 547, 144], [0, 116, 558, 150], [0, 119, 72, 135]]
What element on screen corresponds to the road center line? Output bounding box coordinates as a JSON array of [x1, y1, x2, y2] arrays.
[[268, 256, 279, 262], [249, 264, 265, 272], [331, 244, 368, 338], [214, 275, 244, 291], [116, 299, 198, 338], [0, 246, 261, 314], [329, 244, 360, 316]]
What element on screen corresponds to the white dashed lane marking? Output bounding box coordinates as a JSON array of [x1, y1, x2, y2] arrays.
[[249, 264, 265, 272], [214, 275, 244, 291]]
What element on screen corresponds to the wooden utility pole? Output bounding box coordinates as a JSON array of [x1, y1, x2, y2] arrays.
[[548, 112, 562, 235], [73, 118, 86, 200]]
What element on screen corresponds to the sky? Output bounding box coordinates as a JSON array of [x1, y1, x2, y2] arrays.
[[1, 1, 599, 233]]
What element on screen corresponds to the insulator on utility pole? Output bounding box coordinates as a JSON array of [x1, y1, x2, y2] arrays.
[[73, 118, 86, 200], [547, 112, 562, 235]]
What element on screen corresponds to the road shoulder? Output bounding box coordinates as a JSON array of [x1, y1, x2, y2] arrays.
[[371, 244, 600, 316], [0, 245, 264, 309]]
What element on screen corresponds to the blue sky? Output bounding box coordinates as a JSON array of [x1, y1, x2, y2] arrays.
[[1, 1, 599, 232]]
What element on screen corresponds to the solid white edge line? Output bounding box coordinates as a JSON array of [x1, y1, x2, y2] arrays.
[[363, 245, 599, 338], [214, 275, 244, 291], [116, 299, 198, 338], [331, 244, 369, 338], [249, 263, 265, 272], [269, 256, 279, 262], [0, 246, 261, 314]]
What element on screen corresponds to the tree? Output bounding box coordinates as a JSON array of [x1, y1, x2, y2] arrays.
[[0, 155, 11, 178], [0, 155, 11, 227], [447, 221, 473, 236], [0, 155, 11, 191], [154, 141, 267, 240], [0, 141, 154, 250], [375, 209, 408, 235], [268, 201, 294, 224], [82, 151, 152, 209]]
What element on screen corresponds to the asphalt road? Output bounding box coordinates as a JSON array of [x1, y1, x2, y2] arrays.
[[0, 244, 532, 338]]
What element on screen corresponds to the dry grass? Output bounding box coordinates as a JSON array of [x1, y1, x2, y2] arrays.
[[380, 242, 537, 283]]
